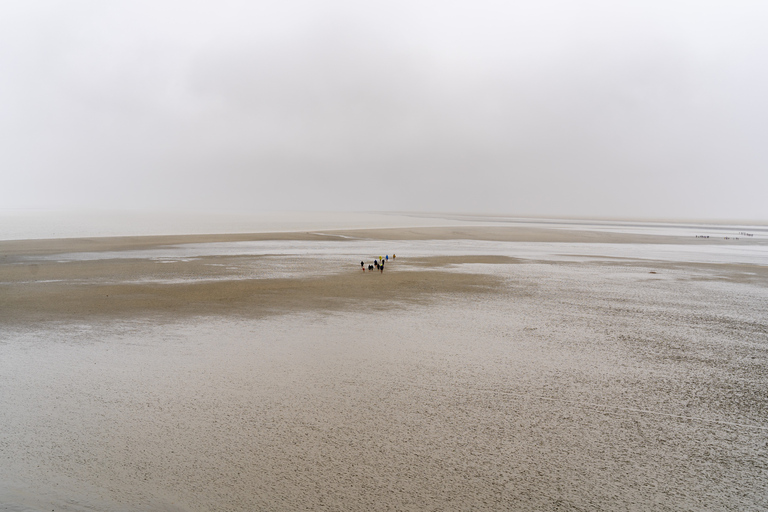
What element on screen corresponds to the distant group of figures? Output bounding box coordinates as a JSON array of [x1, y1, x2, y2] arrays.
[[361, 254, 395, 273]]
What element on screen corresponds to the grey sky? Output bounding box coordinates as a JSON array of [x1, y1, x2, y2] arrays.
[[1, 1, 767, 219]]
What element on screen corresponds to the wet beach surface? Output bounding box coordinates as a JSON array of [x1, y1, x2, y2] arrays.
[[1, 227, 767, 511]]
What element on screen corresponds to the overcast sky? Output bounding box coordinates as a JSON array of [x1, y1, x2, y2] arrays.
[[1, 1, 767, 219]]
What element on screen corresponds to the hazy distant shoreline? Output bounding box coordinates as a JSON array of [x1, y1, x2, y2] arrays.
[[3, 221, 767, 256], [2, 210, 768, 242]]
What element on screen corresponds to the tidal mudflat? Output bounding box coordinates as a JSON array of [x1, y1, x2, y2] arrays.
[[1, 223, 767, 511]]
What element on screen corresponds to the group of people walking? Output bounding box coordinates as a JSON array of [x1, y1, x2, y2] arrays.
[[361, 254, 395, 273]]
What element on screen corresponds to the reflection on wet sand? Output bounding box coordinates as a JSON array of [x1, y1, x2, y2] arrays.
[[1, 226, 767, 511]]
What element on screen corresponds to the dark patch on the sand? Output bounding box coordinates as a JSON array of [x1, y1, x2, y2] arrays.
[[0, 261, 506, 325]]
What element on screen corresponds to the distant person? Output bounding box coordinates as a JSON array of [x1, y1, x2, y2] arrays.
[[385, 255, 388, 261], [380, 260, 384, 273], [368, 264, 374, 271], [361, 261, 365, 272], [393, 254, 396, 259]]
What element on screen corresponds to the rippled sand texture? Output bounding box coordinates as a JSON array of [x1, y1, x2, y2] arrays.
[[1, 229, 767, 511]]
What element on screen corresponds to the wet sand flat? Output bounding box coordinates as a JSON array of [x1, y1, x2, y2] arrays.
[[1, 226, 767, 510]]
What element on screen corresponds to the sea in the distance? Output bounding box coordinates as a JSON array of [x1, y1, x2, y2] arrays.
[[2, 208, 768, 240]]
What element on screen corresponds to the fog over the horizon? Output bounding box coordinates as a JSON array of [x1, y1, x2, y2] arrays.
[[1, 1, 767, 220]]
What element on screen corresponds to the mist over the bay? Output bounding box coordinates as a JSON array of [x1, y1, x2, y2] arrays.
[[2, 1, 767, 220]]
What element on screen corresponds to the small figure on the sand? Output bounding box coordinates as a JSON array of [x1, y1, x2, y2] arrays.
[[361, 261, 365, 272], [380, 260, 384, 273], [368, 264, 374, 271], [393, 254, 396, 259], [385, 255, 388, 261], [374, 261, 379, 270]]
